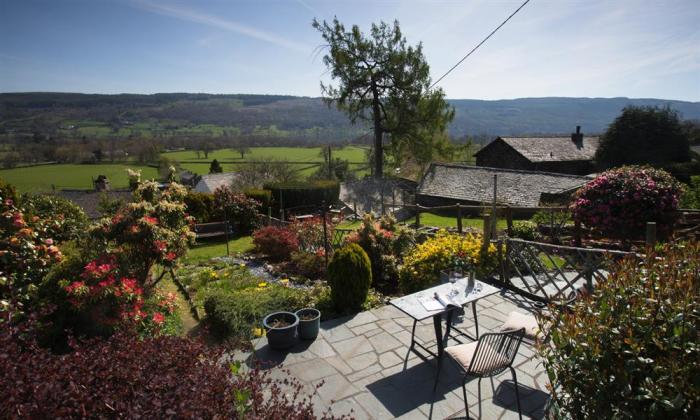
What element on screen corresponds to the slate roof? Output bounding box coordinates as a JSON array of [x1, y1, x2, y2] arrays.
[[476, 136, 600, 163], [58, 189, 134, 219], [192, 172, 239, 194], [417, 163, 593, 207]]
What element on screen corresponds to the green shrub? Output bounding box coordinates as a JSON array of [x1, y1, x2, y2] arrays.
[[0, 177, 17, 204], [530, 209, 570, 227], [212, 186, 260, 235], [290, 250, 326, 279], [244, 188, 272, 209], [203, 282, 311, 341], [184, 191, 215, 224], [509, 220, 540, 241], [327, 243, 371, 313], [679, 176, 700, 209], [540, 243, 700, 418], [264, 180, 339, 210]]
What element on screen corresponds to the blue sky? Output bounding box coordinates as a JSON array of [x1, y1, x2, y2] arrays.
[[1, 0, 698, 101]]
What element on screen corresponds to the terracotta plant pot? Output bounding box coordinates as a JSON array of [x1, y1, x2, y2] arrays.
[[295, 308, 321, 340], [262, 311, 299, 350]]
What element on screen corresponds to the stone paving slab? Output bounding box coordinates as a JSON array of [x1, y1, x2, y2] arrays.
[[245, 290, 550, 419]]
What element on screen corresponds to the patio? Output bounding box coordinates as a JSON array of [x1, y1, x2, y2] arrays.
[[242, 290, 551, 419]]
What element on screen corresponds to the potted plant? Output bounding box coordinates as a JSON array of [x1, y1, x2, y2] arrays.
[[262, 311, 299, 350], [295, 308, 321, 340]]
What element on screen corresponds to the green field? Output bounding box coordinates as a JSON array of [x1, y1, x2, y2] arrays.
[[168, 146, 369, 178], [0, 164, 158, 192], [162, 146, 368, 163], [0, 146, 370, 192]]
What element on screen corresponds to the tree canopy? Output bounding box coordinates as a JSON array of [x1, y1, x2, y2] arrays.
[[313, 18, 454, 178], [595, 106, 690, 169]]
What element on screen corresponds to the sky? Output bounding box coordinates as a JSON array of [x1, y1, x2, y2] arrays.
[[1, 0, 699, 101]]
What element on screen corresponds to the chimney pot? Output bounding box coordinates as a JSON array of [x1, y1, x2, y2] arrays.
[[572, 126, 583, 148]]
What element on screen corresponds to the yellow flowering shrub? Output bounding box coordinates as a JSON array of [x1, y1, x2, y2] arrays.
[[399, 231, 498, 293]]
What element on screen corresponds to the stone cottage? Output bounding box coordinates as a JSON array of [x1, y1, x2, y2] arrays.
[[474, 126, 599, 175]]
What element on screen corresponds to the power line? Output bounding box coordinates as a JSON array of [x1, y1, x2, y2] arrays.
[[430, 0, 532, 89]]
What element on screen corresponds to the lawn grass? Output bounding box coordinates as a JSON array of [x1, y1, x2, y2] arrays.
[[0, 163, 158, 192], [184, 236, 254, 263], [162, 146, 368, 163], [337, 219, 362, 229], [416, 212, 508, 231]]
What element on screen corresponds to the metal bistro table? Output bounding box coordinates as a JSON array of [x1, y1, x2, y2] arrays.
[[390, 278, 500, 362]]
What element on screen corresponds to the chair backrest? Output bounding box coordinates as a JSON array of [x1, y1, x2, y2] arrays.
[[467, 328, 525, 377]]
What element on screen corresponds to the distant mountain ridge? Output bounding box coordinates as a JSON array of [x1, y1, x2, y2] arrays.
[[1, 92, 698, 140]]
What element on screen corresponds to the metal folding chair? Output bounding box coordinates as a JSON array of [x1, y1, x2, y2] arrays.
[[435, 327, 526, 419]]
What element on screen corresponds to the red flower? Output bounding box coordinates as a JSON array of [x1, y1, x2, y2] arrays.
[[143, 216, 159, 225], [152, 312, 165, 324], [65, 281, 85, 295], [165, 252, 177, 261], [121, 278, 138, 293]]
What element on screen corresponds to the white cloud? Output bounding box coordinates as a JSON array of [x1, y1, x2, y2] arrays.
[[132, 0, 310, 53]]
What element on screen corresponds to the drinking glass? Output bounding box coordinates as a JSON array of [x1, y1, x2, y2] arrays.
[[449, 269, 461, 297]]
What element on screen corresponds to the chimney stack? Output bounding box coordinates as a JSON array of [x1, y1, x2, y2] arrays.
[[571, 125, 583, 148]]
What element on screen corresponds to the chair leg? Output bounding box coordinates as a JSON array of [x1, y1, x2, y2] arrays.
[[510, 366, 523, 420], [461, 377, 470, 420]]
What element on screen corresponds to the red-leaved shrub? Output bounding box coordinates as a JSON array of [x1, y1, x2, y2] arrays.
[[1, 309, 345, 419], [252, 225, 299, 261]]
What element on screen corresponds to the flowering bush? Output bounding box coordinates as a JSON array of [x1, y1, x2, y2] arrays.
[[0, 308, 343, 419], [345, 214, 415, 293], [290, 216, 333, 253], [0, 194, 62, 317], [570, 166, 684, 238], [61, 254, 180, 336], [21, 193, 89, 242], [90, 181, 195, 289], [291, 250, 327, 279], [540, 243, 699, 418], [126, 168, 141, 190], [252, 225, 299, 261], [399, 230, 498, 293], [213, 185, 261, 235]]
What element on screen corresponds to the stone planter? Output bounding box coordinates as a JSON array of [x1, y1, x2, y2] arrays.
[[262, 311, 299, 350], [295, 308, 321, 340]]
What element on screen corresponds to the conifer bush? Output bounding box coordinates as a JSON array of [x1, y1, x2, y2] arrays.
[[327, 243, 371, 313], [540, 243, 700, 418]]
